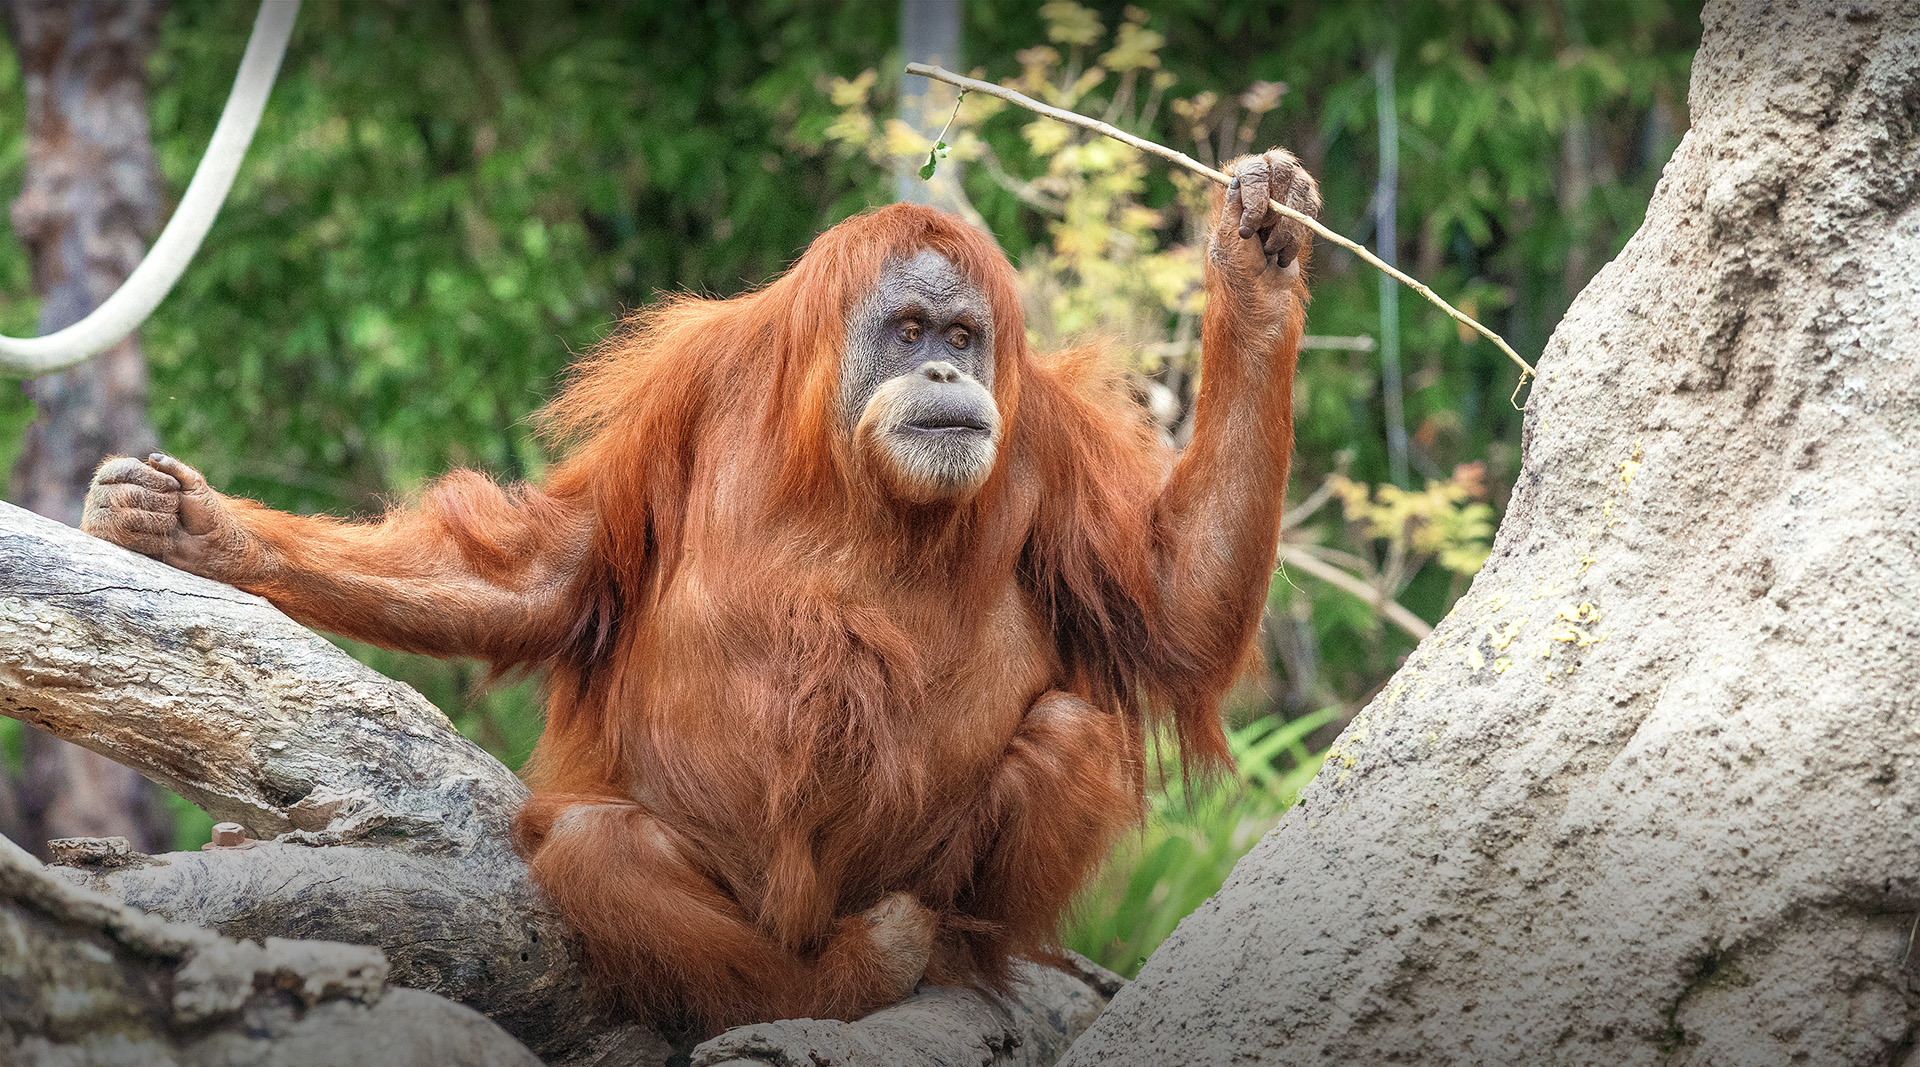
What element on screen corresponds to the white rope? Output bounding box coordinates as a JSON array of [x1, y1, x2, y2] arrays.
[[0, 0, 300, 376]]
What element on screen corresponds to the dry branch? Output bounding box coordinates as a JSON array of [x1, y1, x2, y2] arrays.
[[1276, 545, 1433, 641], [0, 500, 1117, 1065], [903, 62, 1537, 392]]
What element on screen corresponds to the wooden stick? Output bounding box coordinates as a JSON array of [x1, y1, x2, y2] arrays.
[[1279, 545, 1433, 641], [904, 63, 1537, 389]]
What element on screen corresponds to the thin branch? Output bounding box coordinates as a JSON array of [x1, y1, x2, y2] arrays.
[[1145, 334, 1374, 361], [1278, 544, 1433, 641], [1280, 478, 1342, 533], [904, 63, 1537, 394], [1297, 542, 1377, 577], [975, 144, 1066, 214], [1382, 532, 1412, 599], [1302, 334, 1378, 352]]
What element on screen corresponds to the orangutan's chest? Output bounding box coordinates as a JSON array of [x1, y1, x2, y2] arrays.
[[641, 561, 1052, 753]]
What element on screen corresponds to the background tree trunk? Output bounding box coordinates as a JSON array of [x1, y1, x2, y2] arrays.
[[895, 0, 961, 205], [2, 0, 171, 857], [1064, 2, 1920, 1064]]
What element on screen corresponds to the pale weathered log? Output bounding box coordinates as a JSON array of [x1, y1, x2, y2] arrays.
[[0, 831, 544, 1066], [0, 499, 524, 845], [692, 954, 1119, 1067], [0, 500, 1114, 1065], [1065, 3, 1920, 1065], [0, 498, 624, 1060]]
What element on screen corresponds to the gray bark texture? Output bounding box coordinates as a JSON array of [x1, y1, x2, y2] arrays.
[[3, 0, 173, 857], [1064, 3, 1920, 1065], [0, 830, 543, 1066], [0, 500, 1116, 1065]]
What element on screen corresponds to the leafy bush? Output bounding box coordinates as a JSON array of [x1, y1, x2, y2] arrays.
[[1066, 707, 1340, 977]]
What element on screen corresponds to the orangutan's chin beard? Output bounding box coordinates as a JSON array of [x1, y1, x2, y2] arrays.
[[854, 373, 1001, 506]]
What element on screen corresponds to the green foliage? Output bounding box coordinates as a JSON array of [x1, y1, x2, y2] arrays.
[[164, 788, 216, 854], [0, 718, 19, 780], [138, 1, 893, 517], [918, 141, 948, 181], [1065, 706, 1339, 977], [0, 37, 34, 476], [1327, 461, 1497, 583]]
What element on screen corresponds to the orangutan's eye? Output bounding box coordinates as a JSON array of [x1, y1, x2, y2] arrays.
[[946, 326, 971, 350], [898, 321, 923, 344]]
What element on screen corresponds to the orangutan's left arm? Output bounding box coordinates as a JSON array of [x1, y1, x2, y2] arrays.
[[1151, 148, 1322, 687]]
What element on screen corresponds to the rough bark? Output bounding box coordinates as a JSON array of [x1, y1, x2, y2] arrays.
[[0, 830, 544, 1066], [3, 0, 172, 856], [1064, 3, 1920, 1065], [0, 500, 1117, 1065]]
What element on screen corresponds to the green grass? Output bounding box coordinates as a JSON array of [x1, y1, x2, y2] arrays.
[[1065, 707, 1339, 977]]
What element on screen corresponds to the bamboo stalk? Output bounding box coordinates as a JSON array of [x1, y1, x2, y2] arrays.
[[904, 63, 1537, 390]]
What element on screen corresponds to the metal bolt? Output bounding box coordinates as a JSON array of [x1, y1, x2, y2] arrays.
[[210, 822, 246, 847]]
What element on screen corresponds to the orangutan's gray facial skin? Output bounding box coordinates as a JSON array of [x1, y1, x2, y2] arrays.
[[842, 251, 1001, 505]]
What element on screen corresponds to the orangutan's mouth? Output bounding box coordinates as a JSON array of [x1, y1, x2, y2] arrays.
[[903, 417, 992, 434]]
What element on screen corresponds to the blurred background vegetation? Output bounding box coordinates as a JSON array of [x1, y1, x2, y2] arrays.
[[0, 0, 1702, 977]]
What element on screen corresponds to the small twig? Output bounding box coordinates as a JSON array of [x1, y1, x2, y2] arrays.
[[1278, 544, 1433, 641], [918, 90, 966, 181], [1279, 477, 1341, 532], [905, 63, 1538, 401], [933, 90, 964, 145]]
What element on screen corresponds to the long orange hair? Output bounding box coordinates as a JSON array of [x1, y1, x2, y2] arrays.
[[522, 202, 1227, 816]]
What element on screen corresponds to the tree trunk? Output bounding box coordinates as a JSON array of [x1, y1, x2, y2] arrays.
[[0, 501, 1118, 1065], [1064, 3, 1920, 1064], [895, 0, 961, 205], [2, 0, 171, 857]]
